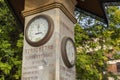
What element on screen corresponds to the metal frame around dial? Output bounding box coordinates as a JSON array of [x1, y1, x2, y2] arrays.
[[61, 37, 76, 68], [25, 14, 54, 47]]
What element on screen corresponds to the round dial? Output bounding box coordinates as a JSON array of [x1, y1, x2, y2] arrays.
[[66, 39, 75, 65], [27, 17, 48, 42], [25, 15, 54, 46], [61, 37, 76, 68]]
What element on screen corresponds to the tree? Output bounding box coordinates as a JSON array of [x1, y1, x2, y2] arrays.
[[0, 0, 23, 80], [1, 0, 120, 80], [75, 6, 120, 80]]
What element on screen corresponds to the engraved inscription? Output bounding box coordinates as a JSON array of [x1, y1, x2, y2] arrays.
[[22, 45, 55, 80], [22, 76, 38, 80], [25, 45, 54, 54], [23, 70, 39, 75]]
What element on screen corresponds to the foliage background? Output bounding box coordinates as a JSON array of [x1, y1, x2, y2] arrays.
[[0, 0, 23, 80], [0, 0, 120, 80], [75, 6, 120, 80]]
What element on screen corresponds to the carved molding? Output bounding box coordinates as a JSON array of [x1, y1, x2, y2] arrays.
[[22, 2, 77, 23]]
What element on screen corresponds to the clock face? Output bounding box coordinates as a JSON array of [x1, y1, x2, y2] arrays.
[[25, 15, 54, 46], [27, 17, 48, 42], [66, 39, 75, 65], [61, 37, 76, 68]]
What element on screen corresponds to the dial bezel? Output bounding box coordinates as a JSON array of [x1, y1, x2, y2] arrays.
[[61, 37, 76, 68], [25, 14, 54, 47]]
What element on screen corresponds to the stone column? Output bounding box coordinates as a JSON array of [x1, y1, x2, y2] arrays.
[[21, 0, 77, 80]]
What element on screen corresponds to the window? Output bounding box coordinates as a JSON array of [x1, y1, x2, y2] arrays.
[[117, 62, 120, 72]]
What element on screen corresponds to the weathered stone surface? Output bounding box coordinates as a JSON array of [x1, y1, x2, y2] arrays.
[[22, 8, 75, 80], [22, 0, 77, 23]]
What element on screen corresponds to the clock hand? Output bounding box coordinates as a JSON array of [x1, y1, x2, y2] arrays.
[[37, 24, 40, 30], [37, 24, 41, 33], [35, 24, 43, 35], [35, 32, 42, 35]]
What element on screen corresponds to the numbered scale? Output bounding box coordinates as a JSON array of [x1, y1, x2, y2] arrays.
[[61, 37, 76, 68], [25, 14, 54, 46]]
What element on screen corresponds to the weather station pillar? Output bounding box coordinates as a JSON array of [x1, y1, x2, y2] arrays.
[[21, 0, 77, 80]]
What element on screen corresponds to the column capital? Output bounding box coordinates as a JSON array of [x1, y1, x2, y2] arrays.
[[22, 0, 77, 23]]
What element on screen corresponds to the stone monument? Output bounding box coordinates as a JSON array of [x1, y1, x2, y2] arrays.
[[21, 0, 77, 80]]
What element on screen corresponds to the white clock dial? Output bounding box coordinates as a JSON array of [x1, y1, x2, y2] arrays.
[[25, 15, 54, 46], [61, 37, 76, 68], [66, 39, 75, 65], [27, 17, 48, 42]]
